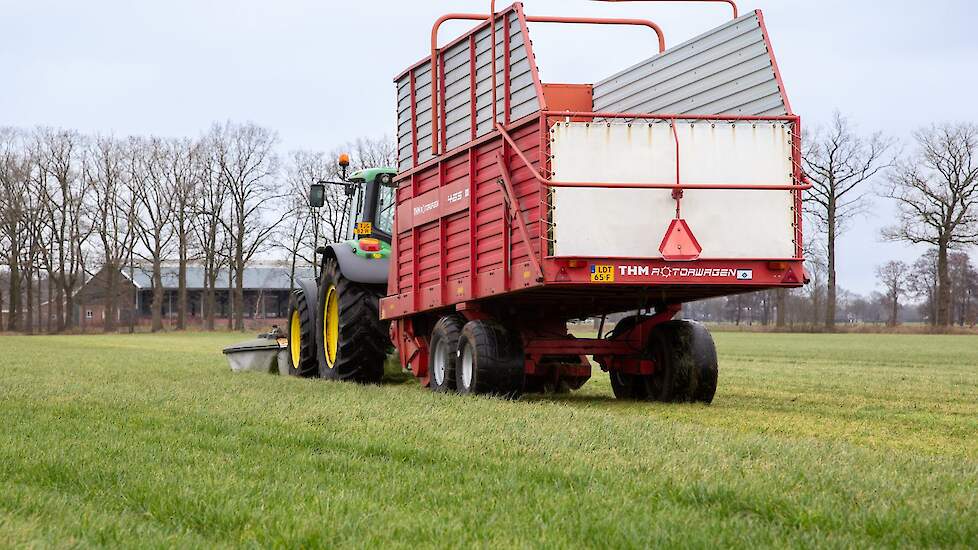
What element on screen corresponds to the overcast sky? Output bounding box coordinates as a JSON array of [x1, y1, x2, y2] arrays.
[[2, 0, 977, 294]]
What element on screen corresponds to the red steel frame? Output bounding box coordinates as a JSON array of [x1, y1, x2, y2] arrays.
[[386, 2, 806, 383]]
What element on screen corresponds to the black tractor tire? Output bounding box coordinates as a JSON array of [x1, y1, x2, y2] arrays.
[[428, 315, 467, 393], [316, 258, 389, 384], [286, 287, 318, 377], [456, 320, 525, 398]]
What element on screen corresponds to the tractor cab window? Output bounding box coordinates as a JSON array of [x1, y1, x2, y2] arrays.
[[375, 185, 395, 235], [345, 183, 365, 240]]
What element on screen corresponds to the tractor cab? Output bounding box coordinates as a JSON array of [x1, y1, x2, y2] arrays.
[[309, 156, 398, 259], [344, 167, 398, 244]]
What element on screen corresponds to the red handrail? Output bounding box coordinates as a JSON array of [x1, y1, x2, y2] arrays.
[[431, 9, 666, 156], [526, 15, 665, 52], [591, 0, 739, 19], [429, 14, 488, 159]]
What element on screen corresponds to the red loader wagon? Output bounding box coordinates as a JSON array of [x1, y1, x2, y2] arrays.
[[380, 0, 809, 401]]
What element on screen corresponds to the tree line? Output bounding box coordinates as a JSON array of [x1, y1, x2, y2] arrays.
[[0, 123, 394, 334], [1, 115, 974, 334]]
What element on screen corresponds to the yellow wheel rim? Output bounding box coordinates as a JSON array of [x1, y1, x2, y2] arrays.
[[324, 285, 339, 368], [289, 311, 302, 369]]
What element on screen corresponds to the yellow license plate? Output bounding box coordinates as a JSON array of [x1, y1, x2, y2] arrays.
[[354, 222, 373, 235], [590, 265, 615, 283]]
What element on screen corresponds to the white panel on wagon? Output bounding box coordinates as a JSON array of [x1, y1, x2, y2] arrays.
[[549, 121, 796, 259]]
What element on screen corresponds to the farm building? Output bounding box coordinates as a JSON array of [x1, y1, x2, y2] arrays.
[[73, 263, 314, 330]]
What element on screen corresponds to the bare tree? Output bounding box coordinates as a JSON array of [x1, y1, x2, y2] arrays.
[[348, 136, 397, 171], [209, 121, 282, 331], [0, 128, 28, 331], [128, 137, 177, 332], [154, 138, 199, 330], [949, 252, 977, 326], [86, 136, 138, 333], [192, 140, 230, 331], [875, 260, 909, 327], [804, 112, 892, 330], [276, 150, 336, 286], [907, 250, 939, 325], [883, 123, 978, 327], [36, 128, 92, 331], [21, 145, 48, 334]]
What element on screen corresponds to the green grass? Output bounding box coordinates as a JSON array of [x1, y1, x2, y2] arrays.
[[1, 332, 976, 548]]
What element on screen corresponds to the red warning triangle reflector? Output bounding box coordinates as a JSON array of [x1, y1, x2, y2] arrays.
[[659, 219, 702, 261]]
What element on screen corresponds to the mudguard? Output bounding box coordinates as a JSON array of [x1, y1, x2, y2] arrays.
[[295, 277, 319, 307], [323, 243, 390, 286]]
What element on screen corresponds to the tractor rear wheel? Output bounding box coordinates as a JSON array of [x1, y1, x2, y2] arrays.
[[456, 320, 524, 398], [316, 258, 388, 384], [286, 288, 318, 377], [428, 314, 466, 393]]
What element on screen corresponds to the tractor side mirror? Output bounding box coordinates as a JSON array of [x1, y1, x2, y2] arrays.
[[309, 182, 326, 208]]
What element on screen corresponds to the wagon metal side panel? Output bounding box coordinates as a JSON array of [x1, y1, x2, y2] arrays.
[[592, 10, 790, 117], [384, 119, 544, 321]]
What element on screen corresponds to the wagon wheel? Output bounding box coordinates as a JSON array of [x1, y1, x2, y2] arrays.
[[607, 317, 718, 403], [647, 321, 719, 403], [607, 315, 651, 400], [286, 287, 318, 377], [456, 320, 525, 398], [428, 314, 466, 393], [316, 258, 389, 384]]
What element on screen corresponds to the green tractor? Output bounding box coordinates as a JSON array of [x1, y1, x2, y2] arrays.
[[286, 155, 397, 383]]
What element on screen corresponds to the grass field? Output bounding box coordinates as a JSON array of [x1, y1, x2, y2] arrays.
[[1, 332, 976, 548]]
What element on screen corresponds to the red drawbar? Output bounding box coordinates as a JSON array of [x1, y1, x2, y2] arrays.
[[659, 219, 702, 261]]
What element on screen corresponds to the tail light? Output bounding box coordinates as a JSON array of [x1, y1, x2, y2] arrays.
[[359, 238, 381, 252]]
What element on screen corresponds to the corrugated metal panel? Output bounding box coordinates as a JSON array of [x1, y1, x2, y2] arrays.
[[593, 12, 788, 117], [443, 37, 474, 152], [414, 63, 435, 166], [475, 13, 539, 136], [396, 76, 413, 171], [397, 11, 541, 171]]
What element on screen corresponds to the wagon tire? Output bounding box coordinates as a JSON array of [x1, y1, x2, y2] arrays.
[[286, 288, 318, 377], [456, 320, 524, 398], [428, 314, 466, 393], [607, 316, 651, 401], [610, 372, 649, 400], [683, 321, 719, 403], [316, 258, 389, 384], [647, 321, 718, 403]]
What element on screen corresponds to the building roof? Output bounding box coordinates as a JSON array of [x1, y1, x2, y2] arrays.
[[123, 265, 315, 291]]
